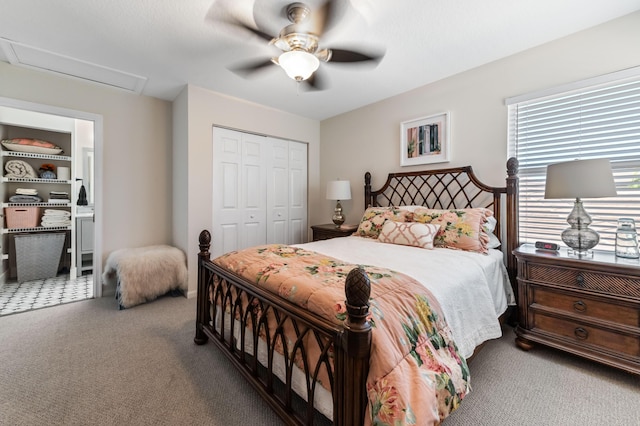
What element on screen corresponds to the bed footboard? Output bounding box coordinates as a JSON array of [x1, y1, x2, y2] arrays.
[[194, 230, 372, 426]]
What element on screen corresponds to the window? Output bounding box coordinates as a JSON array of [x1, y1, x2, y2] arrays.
[[507, 67, 640, 251]]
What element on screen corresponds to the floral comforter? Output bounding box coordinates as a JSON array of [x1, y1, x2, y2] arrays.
[[213, 244, 470, 425]]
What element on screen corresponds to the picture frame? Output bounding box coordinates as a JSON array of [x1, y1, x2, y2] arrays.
[[400, 112, 450, 166]]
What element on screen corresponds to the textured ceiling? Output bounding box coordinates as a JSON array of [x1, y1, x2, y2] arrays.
[[1, 0, 639, 120]]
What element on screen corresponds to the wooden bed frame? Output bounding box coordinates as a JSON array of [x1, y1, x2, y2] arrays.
[[195, 157, 519, 425]]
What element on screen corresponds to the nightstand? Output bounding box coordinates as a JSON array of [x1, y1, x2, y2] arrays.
[[311, 224, 357, 241], [514, 243, 640, 374]]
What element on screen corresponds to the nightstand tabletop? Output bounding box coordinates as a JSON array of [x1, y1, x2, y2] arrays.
[[311, 223, 357, 232], [514, 243, 640, 276]]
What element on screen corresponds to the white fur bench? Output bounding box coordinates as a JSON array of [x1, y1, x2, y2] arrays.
[[102, 245, 188, 309]]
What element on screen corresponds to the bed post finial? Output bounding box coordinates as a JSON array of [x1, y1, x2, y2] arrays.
[[335, 266, 371, 425], [345, 267, 371, 326], [199, 230, 211, 260], [507, 157, 519, 178], [364, 172, 372, 210]]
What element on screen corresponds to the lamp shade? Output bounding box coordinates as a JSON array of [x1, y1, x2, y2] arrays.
[[278, 50, 320, 81], [326, 180, 351, 201], [544, 158, 617, 199]]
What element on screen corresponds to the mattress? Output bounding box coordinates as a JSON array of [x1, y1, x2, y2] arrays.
[[296, 236, 515, 359]]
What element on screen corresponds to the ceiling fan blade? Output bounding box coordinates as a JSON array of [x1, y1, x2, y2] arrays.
[[230, 58, 276, 78], [233, 20, 275, 42], [303, 71, 327, 91], [205, 4, 275, 42], [312, 0, 343, 36], [328, 48, 384, 63]]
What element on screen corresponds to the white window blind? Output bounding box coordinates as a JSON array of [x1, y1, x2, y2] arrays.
[[507, 69, 640, 252]]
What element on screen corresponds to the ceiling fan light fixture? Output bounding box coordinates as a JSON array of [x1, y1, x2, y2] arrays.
[[278, 50, 319, 81]]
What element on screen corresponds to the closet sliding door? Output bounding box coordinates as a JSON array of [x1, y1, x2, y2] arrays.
[[212, 128, 307, 258], [266, 139, 307, 245], [212, 128, 267, 257], [287, 141, 307, 244]]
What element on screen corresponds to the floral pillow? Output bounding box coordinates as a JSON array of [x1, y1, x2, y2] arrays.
[[378, 221, 440, 249], [353, 206, 412, 239], [411, 207, 493, 253]]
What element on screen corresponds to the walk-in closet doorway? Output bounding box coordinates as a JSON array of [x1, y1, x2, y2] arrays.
[[0, 97, 103, 315]]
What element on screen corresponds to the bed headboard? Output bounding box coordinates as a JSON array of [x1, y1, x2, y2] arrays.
[[364, 158, 520, 296]]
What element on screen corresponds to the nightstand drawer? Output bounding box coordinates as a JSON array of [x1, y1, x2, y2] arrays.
[[534, 313, 640, 357], [515, 244, 640, 374], [532, 286, 639, 327], [528, 264, 640, 299], [313, 229, 339, 241], [311, 224, 357, 241]]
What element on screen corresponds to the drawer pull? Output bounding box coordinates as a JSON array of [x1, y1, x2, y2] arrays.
[[574, 327, 589, 340], [573, 300, 587, 312], [576, 274, 585, 287]]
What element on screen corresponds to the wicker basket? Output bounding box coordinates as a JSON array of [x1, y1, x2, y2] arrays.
[[14, 232, 65, 282], [5, 207, 40, 229]]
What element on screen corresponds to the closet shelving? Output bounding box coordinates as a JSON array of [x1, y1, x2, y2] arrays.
[[1, 142, 74, 268], [2, 151, 73, 232]]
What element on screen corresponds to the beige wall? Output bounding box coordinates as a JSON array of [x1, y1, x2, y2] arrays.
[[174, 85, 320, 297], [2, 10, 637, 296], [319, 11, 640, 226], [0, 61, 173, 266]]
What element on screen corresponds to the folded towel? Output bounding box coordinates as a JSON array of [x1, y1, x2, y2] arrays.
[[9, 195, 43, 203], [41, 215, 71, 222], [41, 220, 71, 227], [4, 160, 37, 179], [16, 188, 38, 195], [41, 222, 71, 228], [43, 209, 71, 217], [47, 199, 70, 204], [49, 192, 69, 199]]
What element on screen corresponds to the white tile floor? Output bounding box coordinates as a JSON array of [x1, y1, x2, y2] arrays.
[[0, 274, 93, 316]]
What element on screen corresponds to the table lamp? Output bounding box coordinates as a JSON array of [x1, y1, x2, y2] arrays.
[[544, 158, 617, 256], [326, 180, 351, 227]]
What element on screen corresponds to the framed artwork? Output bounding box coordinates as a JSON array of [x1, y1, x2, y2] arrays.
[[400, 112, 450, 166]]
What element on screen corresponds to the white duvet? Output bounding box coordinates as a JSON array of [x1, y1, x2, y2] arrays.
[[295, 236, 515, 359]]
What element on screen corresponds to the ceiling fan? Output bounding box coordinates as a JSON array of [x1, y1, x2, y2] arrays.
[[214, 1, 384, 90]]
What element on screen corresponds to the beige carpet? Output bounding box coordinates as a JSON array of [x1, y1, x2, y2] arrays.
[[0, 295, 638, 425]]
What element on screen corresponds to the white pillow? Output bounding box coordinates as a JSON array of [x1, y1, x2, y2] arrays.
[[483, 215, 501, 248], [378, 221, 440, 249], [487, 233, 501, 249], [483, 215, 497, 234]]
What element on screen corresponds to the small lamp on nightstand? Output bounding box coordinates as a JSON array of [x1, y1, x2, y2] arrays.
[[544, 158, 617, 257], [326, 180, 351, 228]]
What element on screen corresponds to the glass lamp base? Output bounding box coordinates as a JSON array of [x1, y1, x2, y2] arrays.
[[561, 226, 599, 255], [332, 201, 344, 228], [561, 200, 600, 256], [567, 249, 594, 258]]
